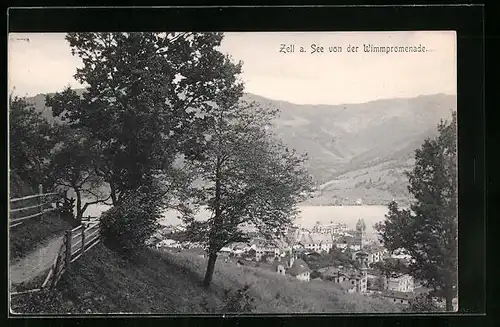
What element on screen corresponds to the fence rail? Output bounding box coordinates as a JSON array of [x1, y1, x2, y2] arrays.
[[9, 184, 63, 227], [40, 221, 101, 290]]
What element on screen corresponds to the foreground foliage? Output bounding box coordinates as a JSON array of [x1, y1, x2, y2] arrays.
[[100, 186, 163, 255], [181, 99, 314, 286], [46, 32, 243, 208], [375, 112, 457, 310]]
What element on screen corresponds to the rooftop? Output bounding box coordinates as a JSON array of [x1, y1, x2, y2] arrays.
[[310, 233, 334, 244], [287, 259, 311, 276]]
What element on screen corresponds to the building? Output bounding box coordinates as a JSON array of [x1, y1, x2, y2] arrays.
[[276, 263, 286, 275], [334, 236, 349, 250], [255, 243, 280, 261], [286, 258, 311, 282], [385, 274, 415, 293], [335, 231, 364, 251], [349, 272, 368, 293], [380, 290, 416, 305], [350, 230, 365, 250], [274, 252, 311, 282], [352, 246, 388, 265], [300, 233, 335, 253], [312, 222, 348, 235], [352, 250, 371, 265], [218, 247, 232, 261], [367, 245, 389, 262], [157, 239, 182, 249], [324, 266, 368, 293]]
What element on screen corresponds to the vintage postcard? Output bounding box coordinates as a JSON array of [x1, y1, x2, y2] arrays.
[[8, 31, 457, 314]]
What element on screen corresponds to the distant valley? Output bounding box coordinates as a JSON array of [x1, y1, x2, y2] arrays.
[[243, 93, 456, 206], [23, 91, 456, 206]]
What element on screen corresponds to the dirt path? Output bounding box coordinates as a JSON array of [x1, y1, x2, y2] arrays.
[[10, 234, 64, 286]]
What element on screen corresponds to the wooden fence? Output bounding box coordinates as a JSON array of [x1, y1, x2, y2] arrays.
[[9, 184, 63, 228], [10, 221, 102, 296], [41, 221, 102, 290]]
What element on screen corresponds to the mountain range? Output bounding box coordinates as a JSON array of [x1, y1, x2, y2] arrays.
[[242, 93, 456, 206], [23, 90, 457, 206]]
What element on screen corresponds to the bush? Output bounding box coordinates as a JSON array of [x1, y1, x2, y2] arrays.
[[100, 189, 161, 255], [202, 284, 255, 314], [310, 270, 322, 279], [404, 294, 442, 312]]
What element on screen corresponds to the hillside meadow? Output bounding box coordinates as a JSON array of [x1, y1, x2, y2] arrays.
[[11, 244, 399, 314]]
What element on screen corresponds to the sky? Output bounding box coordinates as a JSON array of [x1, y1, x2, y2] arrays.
[[8, 31, 456, 105]]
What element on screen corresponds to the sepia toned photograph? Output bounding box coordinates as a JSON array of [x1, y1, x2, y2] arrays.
[[8, 31, 457, 315]]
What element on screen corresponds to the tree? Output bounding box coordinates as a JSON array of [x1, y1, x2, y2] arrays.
[[310, 270, 322, 279], [374, 112, 457, 311], [404, 294, 441, 312], [48, 121, 108, 222], [371, 258, 410, 278], [181, 99, 314, 287], [47, 32, 243, 206], [9, 95, 56, 192]]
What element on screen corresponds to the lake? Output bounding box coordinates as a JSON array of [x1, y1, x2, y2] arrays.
[[81, 203, 389, 238]]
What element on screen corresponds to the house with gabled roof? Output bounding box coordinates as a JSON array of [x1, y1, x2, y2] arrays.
[[324, 265, 368, 293], [385, 273, 415, 293], [273, 253, 311, 282], [286, 258, 311, 282]]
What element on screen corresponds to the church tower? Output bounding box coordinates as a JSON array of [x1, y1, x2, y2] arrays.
[[355, 218, 366, 248]]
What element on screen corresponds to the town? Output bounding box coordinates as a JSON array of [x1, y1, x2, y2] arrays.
[[147, 219, 456, 310]]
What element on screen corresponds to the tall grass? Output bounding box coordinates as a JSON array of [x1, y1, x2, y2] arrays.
[[161, 250, 400, 313], [10, 245, 399, 314]]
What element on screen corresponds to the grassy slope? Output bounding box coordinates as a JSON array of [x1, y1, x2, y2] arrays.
[[11, 244, 399, 314]]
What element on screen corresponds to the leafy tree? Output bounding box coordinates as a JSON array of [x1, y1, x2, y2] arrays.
[[374, 112, 457, 311], [404, 294, 441, 312], [310, 270, 322, 279], [181, 99, 314, 286], [371, 258, 410, 278], [47, 32, 243, 206], [9, 95, 56, 192], [100, 183, 163, 255], [47, 119, 108, 222]]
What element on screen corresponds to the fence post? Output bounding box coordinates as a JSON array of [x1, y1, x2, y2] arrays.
[[38, 184, 43, 221], [81, 224, 85, 254], [51, 254, 61, 289], [65, 230, 72, 271]]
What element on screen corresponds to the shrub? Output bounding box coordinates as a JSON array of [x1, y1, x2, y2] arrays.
[[202, 284, 255, 314], [310, 270, 322, 280], [100, 188, 161, 255], [404, 294, 442, 313]]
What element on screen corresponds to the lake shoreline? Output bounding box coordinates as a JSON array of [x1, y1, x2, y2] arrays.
[[80, 202, 389, 239]]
